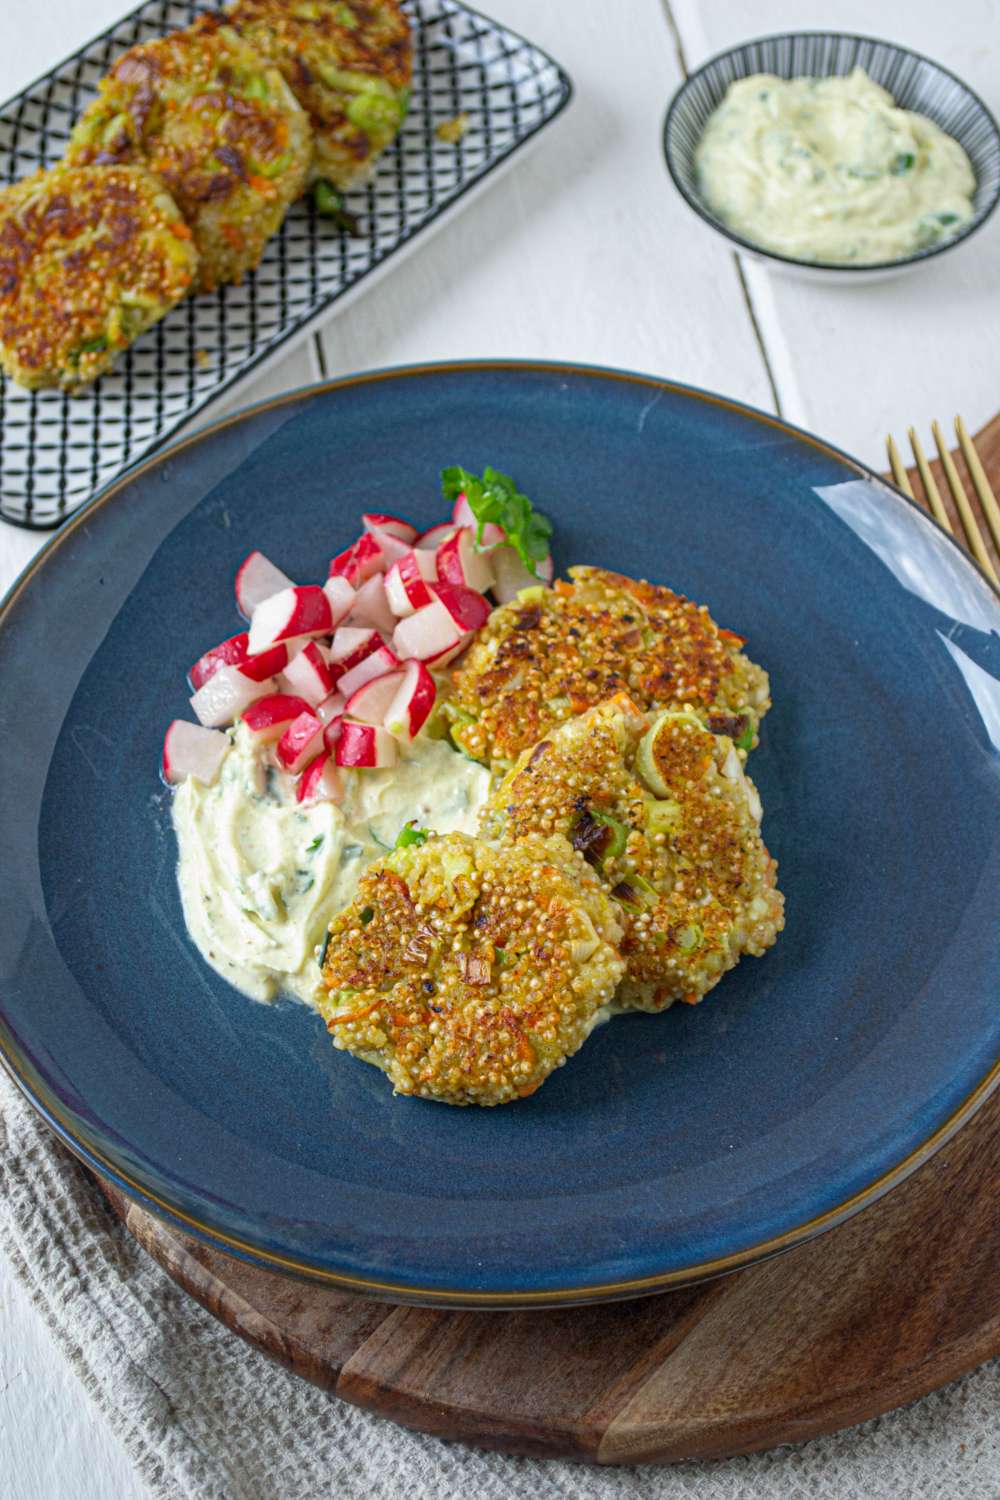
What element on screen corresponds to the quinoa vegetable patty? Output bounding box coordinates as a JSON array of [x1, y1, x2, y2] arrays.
[[448, 566, 771, 770], [227, 0, 412, 190], [66, 14, 311, 291], [0, 165, 197, 390], [480, 698, 784, 1011], [318, 832, 624, 1105]]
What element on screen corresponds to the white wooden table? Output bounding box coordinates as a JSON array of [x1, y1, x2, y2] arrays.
[[2, 2, 998, 1495]]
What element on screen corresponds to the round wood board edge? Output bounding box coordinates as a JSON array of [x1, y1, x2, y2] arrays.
[[92, 1083, 1000, 1465]]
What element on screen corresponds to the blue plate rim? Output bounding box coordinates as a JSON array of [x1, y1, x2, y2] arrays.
[[2, 356, 999, 1307], [662, 29, 1000, 275]]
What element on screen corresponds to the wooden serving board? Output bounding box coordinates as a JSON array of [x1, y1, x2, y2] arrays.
[[94, 414, 1000, 1465]]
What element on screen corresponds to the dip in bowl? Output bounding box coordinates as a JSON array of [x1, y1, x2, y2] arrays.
[[664, 32, 1000, 282]]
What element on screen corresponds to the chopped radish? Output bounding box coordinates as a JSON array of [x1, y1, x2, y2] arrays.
[[348, 574, 396, 635], [189, 632, 249, 690], [335, 720, 398, 769], [362, 512, 417, 544], [329, 625, 384, 671], [282, 641, 335, 706], [190, 664, 275, 727], [322, 716, 344, 752], [248, 585, 332, 655], [344, 670, 404, 725], [162, 720, 229, 784], [424, 639, 467, 670], [538, 554, 554, 583], [491, 545, 552, 604], [392, 597, 462, 661], [242, 693, 312, 744], [451, 493, 504, 546], [297, 750, 343, 805], [384, 549, 437, 617], [321, 574, 356, 629], [385, 660, 436, 740], [316, 691, 346, 726], [240, 642, 289, 682], [338, 644, 400, 700], [417, 522, 459, 551], [235, 551, 293, 619], [328, 532, 384, 586], [432, 580, 492, 634], [276, 709, 324, 774], [436, 528, 496, 594], [368, 525, 411, 567]]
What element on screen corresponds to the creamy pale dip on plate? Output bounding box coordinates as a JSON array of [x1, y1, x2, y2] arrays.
[[694, 67, 976, 265], [173, 725, 490, 1005]]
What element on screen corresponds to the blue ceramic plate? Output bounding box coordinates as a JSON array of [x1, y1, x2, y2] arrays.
[[1, 362, 998, 1307]]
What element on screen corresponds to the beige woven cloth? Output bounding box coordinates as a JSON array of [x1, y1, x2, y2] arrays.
[[2, 1073, 998, 1500]]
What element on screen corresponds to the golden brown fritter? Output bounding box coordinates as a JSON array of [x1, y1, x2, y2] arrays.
[[448, 566, 771, 770], [480, 698, 784, 1011], [66, 14, 311, 291], [227, 0, 412, 189], [318, 832, 624, 1105], [0, 165, 197, 390]]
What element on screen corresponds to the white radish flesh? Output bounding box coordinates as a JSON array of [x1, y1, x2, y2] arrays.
[[392, 597, 462, 661], [385, 659, 436, 740], [491, 545, 550, 604], [248, 585, 332, 655], [276, 710, 324, 774], [297, 750, 343, 805], [344, 670, 405, 725], [338, 644, 401, 700], [436, 527, 495, 594], [348, 574, 397, 635], [162, 720, 229, 785], [321, 574, 356, 629], [281, 641, 334, 706], [362, 512, 417, 544], [235, 551, 293, 619], [329, 625, 383, 669], [190, 664, 275, 727]]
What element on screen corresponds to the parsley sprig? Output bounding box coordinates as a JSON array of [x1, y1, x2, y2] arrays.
[[440, 465, 553, 576]]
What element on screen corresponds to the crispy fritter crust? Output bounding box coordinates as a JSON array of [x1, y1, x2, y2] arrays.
[[66, 14, 311, 291], [449, 566, 771, 770], [319, 832, 624, 1105], [227, 0, 412, 189], [480, 698, 784, 1011], [0, 165, 197, 390]]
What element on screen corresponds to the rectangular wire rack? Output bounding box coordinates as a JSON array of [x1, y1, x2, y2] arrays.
[[0, 0, 571, 528]]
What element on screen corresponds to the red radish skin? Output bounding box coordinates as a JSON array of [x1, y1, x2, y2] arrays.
[[335, 720, 398, 769], [239, 642, 289, 682], [436, 528, 496, 594], [322, 716, 344, 753], [385, 660, 436, 740], [276, 710, 324, 773], [416, 522, 459, 551], [329, 625, 384, 670], [328, 532, 384, 586], [235, 551, 293, 619], [392, 597, 462, 661], [321, 574, 356, 630], [348, 574, 397, 635], [248, 585, 332, 655], [189, 632, 249, 690], [384, 550, 437, 617], [431, 579, 492, 634], [241, 694, 311, 743], [162, 721, 229, 785], [344, 670, 404, 725], [190, 664, 276, 727], [282, 641, 335, 706], [297, 750, 343, 805], [338, 644, 401, 700], [362, 512, 417, 544]]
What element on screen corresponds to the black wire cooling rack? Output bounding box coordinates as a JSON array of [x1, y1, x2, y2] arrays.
[[0, 0, 571, 527]]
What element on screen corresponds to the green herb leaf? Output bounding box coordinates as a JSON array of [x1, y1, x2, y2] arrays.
[[359, 905, 375, 926], [318, 928, 333, 968], [890, 151, 915, 175], [440, 464, 553, 576], [306, 834, 324, 852], [734, 716, 755, 752], [313, 179, 362, 235], [395, 821, 428, 849]]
